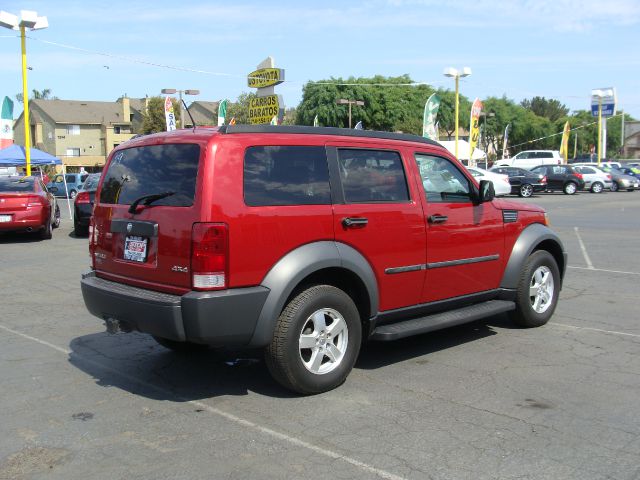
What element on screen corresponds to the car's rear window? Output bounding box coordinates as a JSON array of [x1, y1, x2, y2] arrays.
[[82, 174, 101, 190], [100, 144, 200, 206], [0, 177, 35, 192]]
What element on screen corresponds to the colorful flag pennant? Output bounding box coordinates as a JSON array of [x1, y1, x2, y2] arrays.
[[422, 93, 441, 140], [217, 99, 228, 127], [164, 96, 176, 132], [0, 96, 14, 149]]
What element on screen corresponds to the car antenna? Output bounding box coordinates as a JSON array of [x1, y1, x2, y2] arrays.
[[182, 99, 197, 132]]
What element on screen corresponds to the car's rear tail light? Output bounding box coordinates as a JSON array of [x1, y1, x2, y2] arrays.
[[26, 195, 44, 206], [191, 223, 228, 291], [541, 176, 547, 184], [574, 172, 583, 180], [502, 177, 510, 184], [76, 191, 90, 204], [606, 174, 612, 180], [89, 217, 95, 269]]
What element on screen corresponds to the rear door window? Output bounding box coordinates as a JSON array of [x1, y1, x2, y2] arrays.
[[100, 144, 200, 206], [243, 146, 330, 206], [337, 149, 409, 203]]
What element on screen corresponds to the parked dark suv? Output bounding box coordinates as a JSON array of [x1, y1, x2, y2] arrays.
[[81, 126, 566, 394], [530, 165, 585, 195]]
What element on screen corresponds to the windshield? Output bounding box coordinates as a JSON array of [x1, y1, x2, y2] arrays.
[[100, 144, 200, 206], [0, 177, 35, 193]]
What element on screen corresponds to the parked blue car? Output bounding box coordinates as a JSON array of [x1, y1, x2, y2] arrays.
[[46, 173, 89, 199]]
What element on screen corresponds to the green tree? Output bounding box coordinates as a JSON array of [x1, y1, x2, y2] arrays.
[[436, 88, 472, 140], [521, 96, 569, 122], [226, 92, 256, 124], [296, 75, 434, 134], [141, 96, 181, 134], [16, 88, 58, 103]]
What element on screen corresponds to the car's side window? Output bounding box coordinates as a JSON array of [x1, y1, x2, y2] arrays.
[[337, 149, 409, 203], [244, 145, 331, 206], [552, 166, 567, 174], [415, 154, 471, 203]]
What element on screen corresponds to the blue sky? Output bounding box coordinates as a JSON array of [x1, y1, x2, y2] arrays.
[[1, 0, 639, 120]]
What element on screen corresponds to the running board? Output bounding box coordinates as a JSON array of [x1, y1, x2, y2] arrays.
[[370, 300, 515, 341]]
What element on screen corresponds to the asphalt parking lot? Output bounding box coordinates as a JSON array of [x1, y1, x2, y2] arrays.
[[1, 192, 639, 480]]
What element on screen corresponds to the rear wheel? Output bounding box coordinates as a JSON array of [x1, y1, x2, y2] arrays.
[[519, 184, 533, 197], [563, 182, 577, 195], [74, 216, 88, 236], [610, 181, 619, 192], [52, 205, 61, 228], [39, 216, 52, 240], [265, 285, 361, 395], [590, 182, 604, 193], [509, 250, 560, 328]]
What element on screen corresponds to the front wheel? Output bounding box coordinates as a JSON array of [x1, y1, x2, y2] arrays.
[[265, 285, 362, 395], [509, 250, 560, 328], [563, 182, 577, 195], [610, 181, 619, 192], [590, 182, 604, 193], [69, 189, 77, 199], [519, 184, 533, 197]]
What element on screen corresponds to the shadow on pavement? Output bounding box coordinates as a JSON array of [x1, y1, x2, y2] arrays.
[[68, 313, 517, 400]]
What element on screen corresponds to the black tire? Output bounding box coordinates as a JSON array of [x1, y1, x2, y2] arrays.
[[265, 285, 362, 395], [69, 189, 77, 199], [74, 217, 89, 237], [509, 250, 560, 328], [519, 184, 533, 197], [610, 181, 619, 192], [152, 336, 209, 353], [627, 189, 635, 192], [590, 182, 604, 193], [39, 216, 52, 240], [563, 182, 577, 195], [53, 205, 61, 228]]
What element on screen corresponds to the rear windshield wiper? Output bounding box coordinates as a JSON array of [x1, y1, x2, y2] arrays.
[[128, 191, 175, 214]]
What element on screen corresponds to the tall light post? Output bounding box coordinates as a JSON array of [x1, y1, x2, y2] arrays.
[[337, 99, 365, 129], [0, 10, 48, 176], [479, 111, 495, 168], [443, 67, 471, 159], [591, 88, 613, 166], [161, 88, 200, 128]]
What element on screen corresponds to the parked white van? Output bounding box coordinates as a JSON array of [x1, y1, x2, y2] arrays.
[[494, 150, 562, 170]]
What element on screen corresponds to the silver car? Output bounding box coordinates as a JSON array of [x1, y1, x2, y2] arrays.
[[573, 165, 613, 193]]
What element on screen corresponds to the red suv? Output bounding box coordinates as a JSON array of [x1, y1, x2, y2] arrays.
[[81, 126, 566, 394]]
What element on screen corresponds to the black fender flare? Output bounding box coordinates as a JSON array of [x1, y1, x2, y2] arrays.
[[248, 241, 378, 347], [500, 223, 567, 290]]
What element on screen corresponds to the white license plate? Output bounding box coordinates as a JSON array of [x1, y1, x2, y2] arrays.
[[124, 235, 148, 262], [0, 215, 12, 222]]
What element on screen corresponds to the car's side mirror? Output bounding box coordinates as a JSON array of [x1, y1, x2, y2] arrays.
[[478, 180, 495, 203]]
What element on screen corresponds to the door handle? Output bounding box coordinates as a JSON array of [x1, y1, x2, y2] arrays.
[[342, 217, 368, 228], [428, 214, 448, 224]]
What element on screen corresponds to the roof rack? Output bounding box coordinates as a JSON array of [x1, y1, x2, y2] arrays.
[[219, 125, 440, 147]]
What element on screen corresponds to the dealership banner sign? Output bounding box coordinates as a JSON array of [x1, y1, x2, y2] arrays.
[[0, 96, 14, 149], [247, 57, 285, 124], [469, 98, 483, 162], [248, 95, 283, 125], [164, 96, 176, 131], [422, 93, 441, 140]]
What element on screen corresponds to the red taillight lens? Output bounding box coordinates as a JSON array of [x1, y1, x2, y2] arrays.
[[574, 172, 583, 180], [541, 176, 547, 184], [26, 195, 44, 206], [606, 174, 612, 180], [191, 223, 228, 291], [76, 191, 90, 204]]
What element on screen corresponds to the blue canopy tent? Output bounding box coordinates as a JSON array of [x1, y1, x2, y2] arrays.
[[0, 144, 62, 166], [0, 145, 72, 219]]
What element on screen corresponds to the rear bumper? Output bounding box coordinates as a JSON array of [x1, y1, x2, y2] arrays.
[[0, 210, 46, 232], [74, 204, 92, 226], [81, 271, 270, 346]]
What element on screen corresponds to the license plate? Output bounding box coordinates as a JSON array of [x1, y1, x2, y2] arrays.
[[0, 215, 11, 222], [124, 235, 148, 262]]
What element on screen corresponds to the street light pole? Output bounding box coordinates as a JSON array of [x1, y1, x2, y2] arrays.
[[0, 10, 48, 176], [444, 67, 472, 160], [337, 99, 365, 129], [161, 88, 200, 128]]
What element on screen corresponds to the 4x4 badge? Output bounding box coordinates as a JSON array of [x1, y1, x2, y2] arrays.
[[171, 265, 188, 273]]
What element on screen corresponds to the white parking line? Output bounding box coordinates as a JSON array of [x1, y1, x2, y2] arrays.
[[550, 322, 640, 339], [567, 266, 640, 276], [0, 323, 406, 480], [573, 227, 594, 269]]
